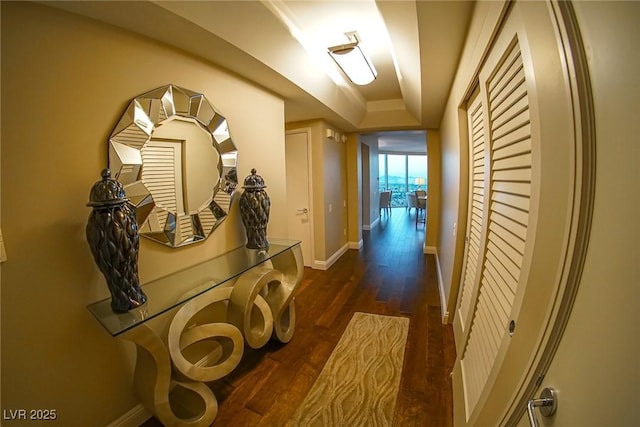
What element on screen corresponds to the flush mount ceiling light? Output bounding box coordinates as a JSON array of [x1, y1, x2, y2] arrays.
[[328, 32, 377, 86]]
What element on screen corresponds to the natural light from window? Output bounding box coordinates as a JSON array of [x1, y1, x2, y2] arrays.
[[379, 153, 427, 207]]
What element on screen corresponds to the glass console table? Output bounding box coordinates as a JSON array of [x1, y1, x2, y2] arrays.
[[87, 238, 303, 427]]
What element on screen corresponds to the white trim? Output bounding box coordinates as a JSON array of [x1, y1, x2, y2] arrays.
[[348, 239, 363, 249], [313, 243, 349, 270], [423, 245, 437, 254], [107, 404, 151, 427], [430, 249, 449, 324], [364, 217, 380, 230]]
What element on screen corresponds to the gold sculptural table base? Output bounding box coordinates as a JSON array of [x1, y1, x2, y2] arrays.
[[113, 245, 303, 426]]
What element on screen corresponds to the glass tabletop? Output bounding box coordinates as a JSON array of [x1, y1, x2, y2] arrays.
[[87, 238, 301, 337]]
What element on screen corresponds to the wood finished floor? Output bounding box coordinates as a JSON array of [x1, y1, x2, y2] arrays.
[[142, 208, 456, 426]]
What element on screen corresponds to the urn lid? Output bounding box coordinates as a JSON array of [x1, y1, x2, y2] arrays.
[[242, 168, 267, 190], [87, 168, 129, 207]]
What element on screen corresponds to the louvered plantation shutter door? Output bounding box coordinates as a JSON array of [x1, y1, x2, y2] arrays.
[[459, 37, 534, 419], [452, 2, 585, 425], [456, 89, 487, 345], [140, 140, 184, 239]]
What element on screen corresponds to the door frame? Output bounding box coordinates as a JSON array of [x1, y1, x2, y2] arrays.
[[285, 128, 315, 268]]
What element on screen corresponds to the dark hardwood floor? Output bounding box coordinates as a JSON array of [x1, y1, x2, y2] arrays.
[[142, 208, 456, 426]]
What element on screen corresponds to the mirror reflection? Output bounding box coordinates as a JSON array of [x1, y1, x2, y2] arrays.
[[109, 84, 238, 248]]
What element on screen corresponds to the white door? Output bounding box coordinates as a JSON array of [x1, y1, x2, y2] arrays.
[[514, 2, 639, 426], [452, 1, 594, 425], [285, 129, 313, 267], [455, 87, 486, 356]]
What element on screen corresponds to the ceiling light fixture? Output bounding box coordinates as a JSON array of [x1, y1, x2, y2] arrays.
[[328, 32, 377, 86]]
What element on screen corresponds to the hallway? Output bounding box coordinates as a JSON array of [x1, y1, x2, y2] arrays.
[[190, 210, 454, 426]]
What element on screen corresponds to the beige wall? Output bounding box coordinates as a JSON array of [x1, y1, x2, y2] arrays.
[[321, 125, 349, 259], [1, 2, 286, 425], [361, 143, 372, 227], [425, 130, 441, 251], [346, 134, 362, 247], [360, 135, 380, 228]]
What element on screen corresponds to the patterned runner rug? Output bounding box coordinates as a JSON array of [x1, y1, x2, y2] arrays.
[[289, 312, 410, 426]]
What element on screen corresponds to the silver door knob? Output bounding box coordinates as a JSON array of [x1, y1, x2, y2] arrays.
[[527, 387, 557, 427], [296, 208, 308, 214]]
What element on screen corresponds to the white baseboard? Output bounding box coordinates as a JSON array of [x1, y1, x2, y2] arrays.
[[432, 250, 449, 324], [363, 217, 380, 231], [424, 248, 449, 324], [348, 239, 363, 249], [107, 404, 151, 427], [313, 243, 349, 270]]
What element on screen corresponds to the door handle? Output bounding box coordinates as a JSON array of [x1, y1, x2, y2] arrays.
[[527, 387, 557, 427], [296, 208, 309, 214]]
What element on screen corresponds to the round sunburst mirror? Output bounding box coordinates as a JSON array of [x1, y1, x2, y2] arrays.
[[108, 84, 238, 248]]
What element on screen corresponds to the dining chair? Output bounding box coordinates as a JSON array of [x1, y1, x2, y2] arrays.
[[415, 190, 427, 226], [406, 192, 418, 214], [379, 191, 392, 216]]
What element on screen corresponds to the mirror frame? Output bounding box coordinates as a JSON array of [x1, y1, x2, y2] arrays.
[[108, 84, 238, 248]]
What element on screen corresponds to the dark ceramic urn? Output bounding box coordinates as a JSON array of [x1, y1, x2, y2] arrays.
[[86, 169, 147, 313], [239, 169, 270, 250]]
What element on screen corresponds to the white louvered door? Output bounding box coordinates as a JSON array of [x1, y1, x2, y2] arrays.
[[456, 88, 487, 349], [452, 1, 582, 425], [141, 140, 183, 215], [140, 140, 186, 242], [460, 38, 533, 416]]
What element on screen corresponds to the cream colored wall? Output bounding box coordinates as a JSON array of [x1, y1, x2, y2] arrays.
[[346, 134, 363, 247], [515, 2, 640, 426], [435, 0, 507, 321], [361, 143, 372, 227], [1, 2, 286, 425], [321, 125, 349, 258], [425, 130, 441, 251], [360, 135, 380, 227]]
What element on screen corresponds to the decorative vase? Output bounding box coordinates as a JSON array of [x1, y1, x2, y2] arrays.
[[86, 169, 147, 313], [239, 169, 270, 250]]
